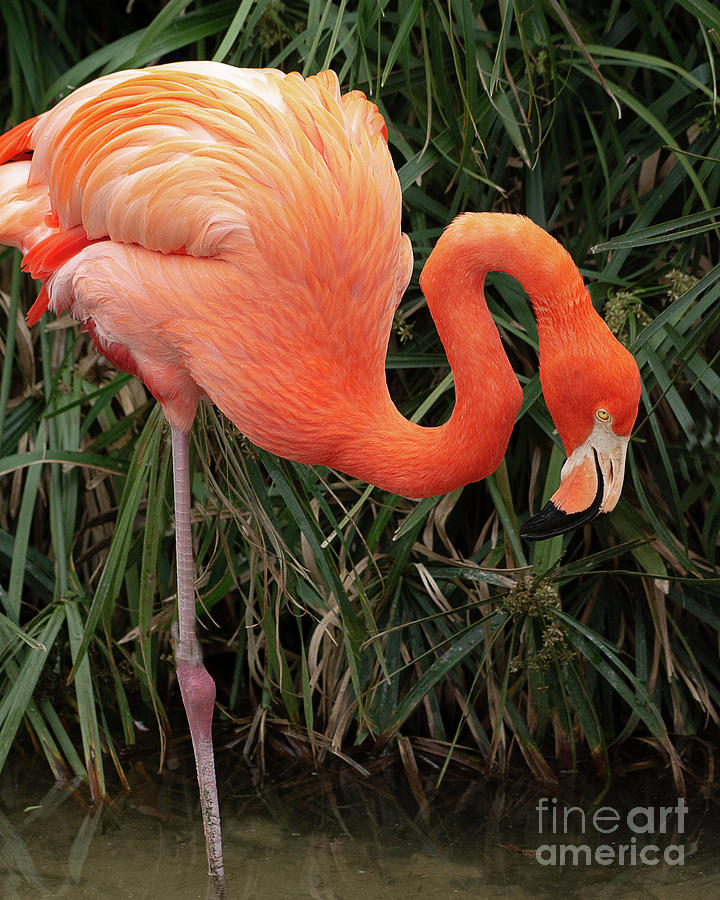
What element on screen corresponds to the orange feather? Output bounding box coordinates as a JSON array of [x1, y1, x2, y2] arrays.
[[23, 226, 99, 325], [0, 115, 38, 163]]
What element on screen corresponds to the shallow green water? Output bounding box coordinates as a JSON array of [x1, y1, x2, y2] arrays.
[[2, 752, 719, 899]]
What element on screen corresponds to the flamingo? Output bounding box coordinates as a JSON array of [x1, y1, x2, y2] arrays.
[[0, 62, 640, 894]]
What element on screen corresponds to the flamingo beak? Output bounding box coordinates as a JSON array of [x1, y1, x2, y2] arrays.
[[520, 427, 630, 542]]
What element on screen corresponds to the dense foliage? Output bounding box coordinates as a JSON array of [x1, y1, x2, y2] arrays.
[[0, 0, 718, 798]]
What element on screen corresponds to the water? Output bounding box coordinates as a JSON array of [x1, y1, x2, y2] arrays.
[[2, 746, 719, 899]]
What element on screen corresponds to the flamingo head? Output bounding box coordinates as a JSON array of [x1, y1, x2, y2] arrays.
[[521, 327, 641, 541]]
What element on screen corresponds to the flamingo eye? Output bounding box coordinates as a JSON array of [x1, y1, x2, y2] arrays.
[[596, 408, 611, 422]]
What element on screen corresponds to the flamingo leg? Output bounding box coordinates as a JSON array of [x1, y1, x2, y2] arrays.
[[171, 425, 226, 896]]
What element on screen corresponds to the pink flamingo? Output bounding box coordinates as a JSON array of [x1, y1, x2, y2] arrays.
[[0, 62, 640, 894]]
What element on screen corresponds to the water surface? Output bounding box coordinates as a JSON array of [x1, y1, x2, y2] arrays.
[[2, 748, 719, 899]]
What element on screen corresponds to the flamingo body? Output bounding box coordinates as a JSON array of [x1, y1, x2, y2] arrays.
[[1, 64, 416, 476]]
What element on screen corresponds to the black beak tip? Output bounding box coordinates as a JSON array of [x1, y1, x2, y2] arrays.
[[520, 501, 596, 542], [520, 449, 605, 542]]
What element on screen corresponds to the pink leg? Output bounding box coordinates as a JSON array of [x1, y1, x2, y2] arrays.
[[171, 425, 226, 897]]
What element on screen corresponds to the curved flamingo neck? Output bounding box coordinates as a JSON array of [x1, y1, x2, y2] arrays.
[[330, 213, 595, 498]]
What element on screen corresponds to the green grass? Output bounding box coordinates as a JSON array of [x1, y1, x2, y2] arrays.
[[0, 0, 719, 798]]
